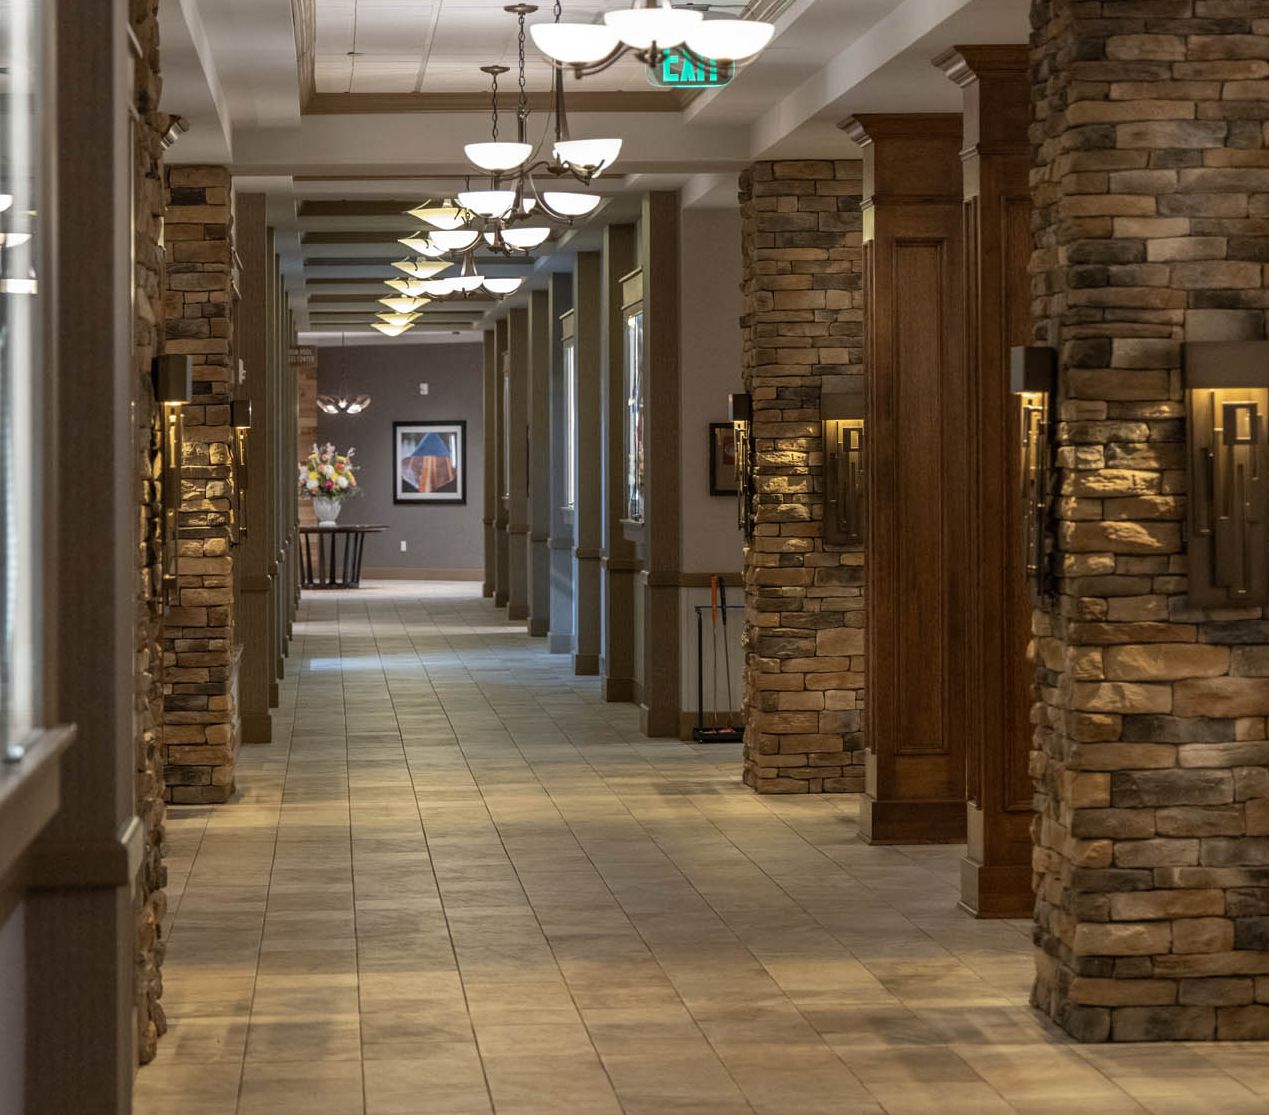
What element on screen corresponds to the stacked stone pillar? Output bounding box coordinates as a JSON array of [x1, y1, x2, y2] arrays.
[[162, 166, 239, 803], [739, 160, 866, 793], [1030, 0, 1269, 1041]]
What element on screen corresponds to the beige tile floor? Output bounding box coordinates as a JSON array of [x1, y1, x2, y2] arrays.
[[134, 581, 1269, 1115]]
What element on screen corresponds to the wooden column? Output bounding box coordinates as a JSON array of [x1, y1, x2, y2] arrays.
[[601, 225, 638, 699], [639, 192, 682, 738], [938, 46, 1035, 915], [237, 195, 275, 744], [482, 328, 497, 597], [573, 251, 603, 674], [506, 306, 530, 622], [493, 317, 510, 608], [25, 4, 136, 1105], [547, 273, 575, 653], [527, 289, 552, 636], [844, 114, 968, 844]]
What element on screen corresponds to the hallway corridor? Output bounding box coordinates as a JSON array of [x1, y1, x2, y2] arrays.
[[133, 584, 1269, 1115]]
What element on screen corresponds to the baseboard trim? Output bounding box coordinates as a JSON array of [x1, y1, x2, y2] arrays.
[[548, 633, 572, 654], [362, 567, 483, 581], [241, 713, 272, 744], [527, 617, 549, 637], [678, 710, 743, 741]]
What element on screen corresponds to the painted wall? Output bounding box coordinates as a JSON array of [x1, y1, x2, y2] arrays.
[[679, 207, 745, 575], [0, 902, 24, 1110], [317, 342, 485, 576]]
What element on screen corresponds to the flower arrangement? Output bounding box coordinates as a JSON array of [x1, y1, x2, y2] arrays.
[[300, 442, 360, 500]]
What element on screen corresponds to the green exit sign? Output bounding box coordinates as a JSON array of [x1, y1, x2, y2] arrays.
[[648, 49, 733, 89]]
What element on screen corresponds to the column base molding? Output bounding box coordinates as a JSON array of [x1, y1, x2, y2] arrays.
[[573, 652, 600, 676], [527, 617, 548, 636], [508, 604, 529, 621], [548, 633, 572, 654], [959, 857, 1033, 919], [602, 676, 636, 703], [242, 712, 272, 744], [494, 591, 508, 607], [859, 797, 967, 845]]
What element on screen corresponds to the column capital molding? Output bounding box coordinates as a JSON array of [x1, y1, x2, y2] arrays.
[[932, 44, 1029, 88], [839, 112, 961, 145]]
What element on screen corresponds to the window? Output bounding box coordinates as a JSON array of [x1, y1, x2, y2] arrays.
[[623, 308, 644, 523], [563, 339, 576, 511], [0, 0, 43, 760]]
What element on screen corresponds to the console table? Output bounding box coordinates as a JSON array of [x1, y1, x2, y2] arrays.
[[298, 525, 386, 589]]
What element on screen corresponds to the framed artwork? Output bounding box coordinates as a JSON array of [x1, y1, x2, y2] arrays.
[[394, 420, 467, 504], [709, 422, 738, 496]]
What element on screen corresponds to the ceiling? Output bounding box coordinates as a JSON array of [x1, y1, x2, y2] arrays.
[[158, 0, 1030, 345]]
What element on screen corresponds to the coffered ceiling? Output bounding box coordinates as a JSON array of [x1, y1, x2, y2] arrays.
[[159, 0, 1030, 344]]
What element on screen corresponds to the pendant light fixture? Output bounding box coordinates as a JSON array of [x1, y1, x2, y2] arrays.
[[317, 335, 374, 411], [531, 0, 774, 78]]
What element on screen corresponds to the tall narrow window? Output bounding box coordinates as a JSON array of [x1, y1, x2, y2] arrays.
[[563, 339, 577, 511], [0, 0, 43, 760]]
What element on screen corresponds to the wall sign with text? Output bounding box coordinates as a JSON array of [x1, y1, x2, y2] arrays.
[[648, 49, 733, 89]]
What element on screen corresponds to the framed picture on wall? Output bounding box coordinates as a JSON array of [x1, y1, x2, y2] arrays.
[[709, 422, 738, 496], [394, 420, 467, 505]]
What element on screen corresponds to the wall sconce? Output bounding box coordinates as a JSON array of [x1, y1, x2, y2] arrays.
[[822, 385, 864, 546], [1185, 341, 1269, 606], [231, 398, 252, 544], [1010, 346, 1056, 601], [154, 353, 192, 609], [729, 392, 754, 540]]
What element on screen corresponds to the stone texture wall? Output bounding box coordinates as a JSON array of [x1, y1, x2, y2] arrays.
[[162, 166, 239, 804], [1030, 0, 1269, 1041], [131, 0, 168, 1065], [739, 160, 867, 793]]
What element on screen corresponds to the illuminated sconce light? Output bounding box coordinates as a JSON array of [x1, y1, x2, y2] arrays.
[[822, 385, 864, 546], [1184, 341, 1269, 606], [1009, 345, 1057, 601], [729, 391, 754, 540], [154, 353, 193, 608], [230, 399, 252, 544]]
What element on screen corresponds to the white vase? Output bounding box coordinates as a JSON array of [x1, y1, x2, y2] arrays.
[[312, 495, 342, 527]]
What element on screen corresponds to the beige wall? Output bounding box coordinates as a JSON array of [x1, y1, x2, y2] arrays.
[[678, 207, 744, 576]]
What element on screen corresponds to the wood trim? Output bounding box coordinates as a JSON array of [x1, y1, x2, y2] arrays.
[[27, 814, 143, 891], [305, 90, 685, 115], [291, 0, 316, 110], [619, 267, 644, 311], [0, 726, 75, 886]]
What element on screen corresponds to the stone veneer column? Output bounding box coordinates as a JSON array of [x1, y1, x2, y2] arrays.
[[573, 251, 603, 674], [601, 224, 638, 698], [162, 166, 239, 803], [844, 115, 969, 840], [1030, 0, 1269, 1041], [937, 47, 1037, 916], [739, 160, 866, 793]]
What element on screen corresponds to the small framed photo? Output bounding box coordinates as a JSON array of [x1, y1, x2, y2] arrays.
[[709, 422, 738, 496], [394, 420, 467, 504]]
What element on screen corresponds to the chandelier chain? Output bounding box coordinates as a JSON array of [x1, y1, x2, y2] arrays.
[[516, 11, 529, 129], [490, 69, 499, 141]]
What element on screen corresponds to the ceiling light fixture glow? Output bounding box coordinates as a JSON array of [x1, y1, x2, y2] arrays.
[[407, 199, 468, 230]]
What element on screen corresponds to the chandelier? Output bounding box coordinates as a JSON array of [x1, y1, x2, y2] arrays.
[[531, 0, 774, 78]]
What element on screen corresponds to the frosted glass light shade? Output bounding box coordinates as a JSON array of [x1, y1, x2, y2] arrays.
[[377, 312, 420, 327], [371, 322, 413, 337], [684, 19, 774, 60], [399, 235, 449, 258], [553, 138, 622, 175], [420, 279, 460, 297], [604, 2, 701, 49], [483, 277, 523, 295], [428, 229, 482, 252], [408, 200, 466, 229], [385, 278, 433, 297], [450, 272, 486, 293], [530, 22, 620, 64], [0, 232, 31, 248], [465, 142, 533, 172], [501, 227, 550, 250], [0, 195, 12, 213], [390, 258, 453, 278], [379, 296, 429, 313], [457, 190, 517, 219], [542, 191, 600, 217]]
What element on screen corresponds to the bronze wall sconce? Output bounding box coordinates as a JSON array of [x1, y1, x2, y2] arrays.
[[729, 391, 753, 540], [1185, 341, 1269, 607], [231, 398, 252, 544], [154, 353, 192, 609], [822, 385, 864, 546], [1009, 345, 1056, 601]]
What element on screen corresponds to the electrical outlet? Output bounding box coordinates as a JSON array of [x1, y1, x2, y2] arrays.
[[400, 540, 408, 552], [419, 383, 429, 395]]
